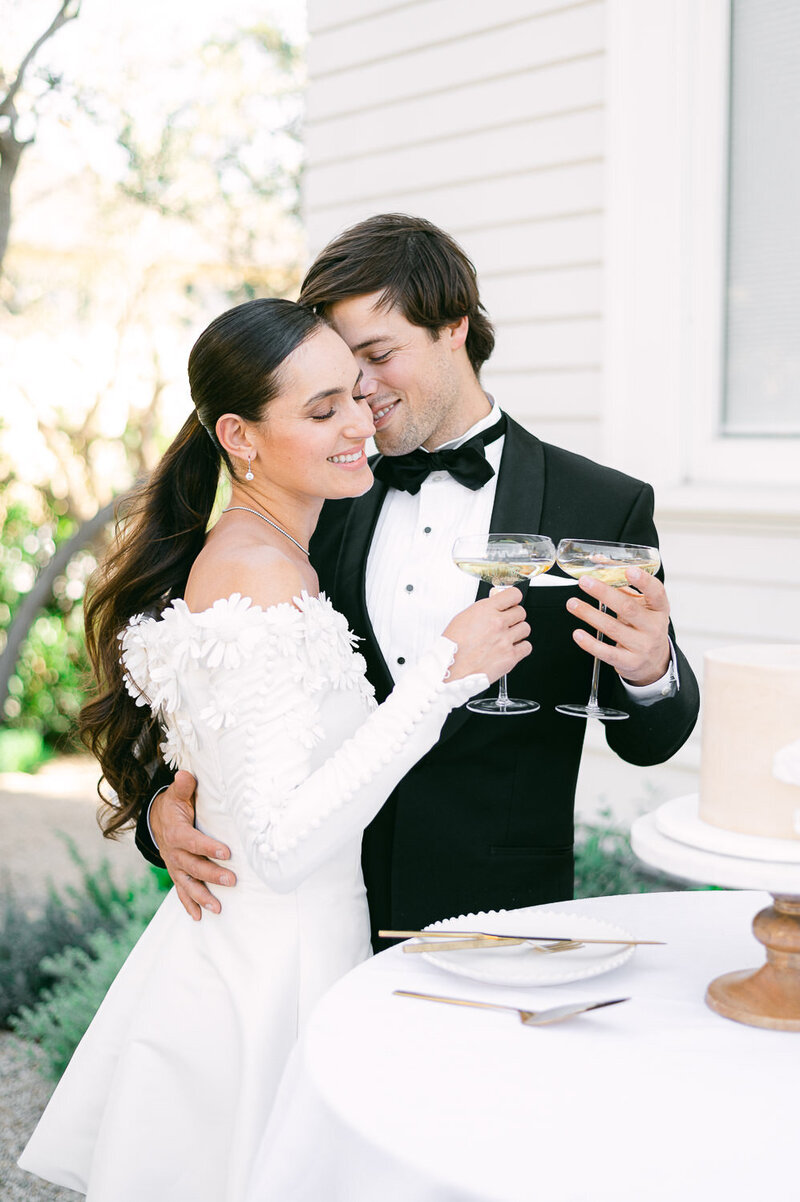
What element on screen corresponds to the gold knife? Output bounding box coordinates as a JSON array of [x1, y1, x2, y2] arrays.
[[380, 928, 664, 947], [402, 936, 529, 954]]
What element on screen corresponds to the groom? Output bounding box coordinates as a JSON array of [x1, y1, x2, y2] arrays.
[[137, 214, 699, 946]]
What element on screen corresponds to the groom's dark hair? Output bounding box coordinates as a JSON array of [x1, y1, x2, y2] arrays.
[[299, 213, 495, 375]]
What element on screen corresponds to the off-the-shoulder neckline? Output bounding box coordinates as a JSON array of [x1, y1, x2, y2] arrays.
[[134, 590, 333, 625]]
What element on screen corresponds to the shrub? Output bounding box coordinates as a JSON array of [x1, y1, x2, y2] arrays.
[[0, 727, 52, 772], [10, 876, 165, 1079], [0, 840, 170, 1027], [574, 810, 687, 898], [0, 493, 96, 759]]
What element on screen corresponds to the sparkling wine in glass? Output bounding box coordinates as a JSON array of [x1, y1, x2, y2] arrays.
[[452, 533, 556, 715], [555, 538, 661, 721]]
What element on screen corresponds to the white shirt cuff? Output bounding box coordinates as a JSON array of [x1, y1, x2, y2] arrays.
[[619, 638, 679, 705], [146, 786, 168, 852]]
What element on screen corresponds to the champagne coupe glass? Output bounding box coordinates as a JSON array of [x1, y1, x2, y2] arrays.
[[452, 533, 556, 715], [555, 538, 661, 721]]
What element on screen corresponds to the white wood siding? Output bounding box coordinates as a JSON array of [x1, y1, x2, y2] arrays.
[[305, 0, 605, 459]]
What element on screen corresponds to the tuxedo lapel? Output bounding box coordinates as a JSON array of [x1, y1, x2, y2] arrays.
[[334, 470, 395, 701], [469, 420, 545, 608], [442, 417, 547, 739], [490, 417, 546, 534]]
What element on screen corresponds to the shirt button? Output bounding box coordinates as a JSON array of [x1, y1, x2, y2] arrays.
[[661, 684, 671, 696], [405, 584, 414, 592], [423, 526, 432, 534], [397, 656, 405, 665]]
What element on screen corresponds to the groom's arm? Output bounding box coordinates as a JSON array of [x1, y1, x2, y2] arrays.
[[135, 771, 235, 919], [564, 481, 699, 764], [604, 622, 699, 764], [134, 764, 172, 868], [604, 484, 698, 761]]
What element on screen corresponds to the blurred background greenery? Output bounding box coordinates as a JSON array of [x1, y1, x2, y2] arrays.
[[1, 0, 307, 770], [0, 497, 92, 769]]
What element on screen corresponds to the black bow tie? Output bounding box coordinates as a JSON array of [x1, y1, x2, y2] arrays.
[[373, 414, 507, 495]]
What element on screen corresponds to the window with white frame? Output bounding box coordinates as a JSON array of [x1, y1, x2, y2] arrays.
[[723, 0, 800, 438], [605, 0, 800, 495]]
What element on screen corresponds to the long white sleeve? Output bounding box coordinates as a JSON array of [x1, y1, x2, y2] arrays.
[[121, 594, 487, 893], [228, 636, 483, 890]]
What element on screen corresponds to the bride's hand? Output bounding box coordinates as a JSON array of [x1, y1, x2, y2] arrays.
[[443, 587, 531, 683]]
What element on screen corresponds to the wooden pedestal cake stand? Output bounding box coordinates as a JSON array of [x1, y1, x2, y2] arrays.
[[631, 795, 800, 1031]]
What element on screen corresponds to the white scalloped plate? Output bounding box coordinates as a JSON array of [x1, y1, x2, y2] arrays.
[[419, 909, 635, 987]]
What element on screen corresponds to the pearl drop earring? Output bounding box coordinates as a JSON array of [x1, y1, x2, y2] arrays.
[[245, 455, 254, 481]]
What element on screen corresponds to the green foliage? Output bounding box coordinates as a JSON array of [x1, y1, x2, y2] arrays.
[[0, 727, 51, 772], [0, 841, 168, 1028], [1, 492, 96, 757], [10, 878, 164, 1079], [574, 810, 687, 898]]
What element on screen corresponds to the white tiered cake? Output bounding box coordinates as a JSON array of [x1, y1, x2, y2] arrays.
[[699, 645, 800, 841]]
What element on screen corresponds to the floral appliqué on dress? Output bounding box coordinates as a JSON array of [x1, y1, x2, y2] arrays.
[[120, 592, 375, 772]]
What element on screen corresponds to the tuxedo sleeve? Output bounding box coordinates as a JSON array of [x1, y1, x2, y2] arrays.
[[601, 482, 700, 765], [134, 764, 172, 868]]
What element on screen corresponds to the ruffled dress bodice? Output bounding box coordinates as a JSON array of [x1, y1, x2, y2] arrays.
[[121, 592, 379, 891]]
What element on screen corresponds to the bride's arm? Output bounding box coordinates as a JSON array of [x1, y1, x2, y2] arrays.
[[125, 555, 528, 897], [224, 634, 485, 891]]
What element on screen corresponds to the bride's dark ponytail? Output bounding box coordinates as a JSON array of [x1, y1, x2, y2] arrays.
[[80, 298, 324, 836]]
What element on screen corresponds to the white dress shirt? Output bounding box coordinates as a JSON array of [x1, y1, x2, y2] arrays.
[[366, 405, 503, 682]]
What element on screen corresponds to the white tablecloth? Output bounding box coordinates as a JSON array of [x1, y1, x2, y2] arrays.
[[252, 891, 797, 1202]]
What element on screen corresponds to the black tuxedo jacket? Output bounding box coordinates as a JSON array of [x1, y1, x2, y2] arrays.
[[308, 417, 699, 946], [137, 417, 699, 947]]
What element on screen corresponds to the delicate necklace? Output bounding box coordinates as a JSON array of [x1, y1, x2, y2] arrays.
[[221, 506, 309, 556]]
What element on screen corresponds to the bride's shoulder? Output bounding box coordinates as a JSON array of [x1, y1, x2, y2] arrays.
[[185, 542, 316, 615], [120, 584, 364, 720]]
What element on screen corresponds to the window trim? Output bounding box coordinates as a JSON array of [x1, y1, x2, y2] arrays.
[[604, 0, 800, 503]]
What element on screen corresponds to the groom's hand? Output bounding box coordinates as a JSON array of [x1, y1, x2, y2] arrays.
[[150, 770, 235, 921], [566, 568, 671, 686]]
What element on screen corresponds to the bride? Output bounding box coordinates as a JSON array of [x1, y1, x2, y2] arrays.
[[19, 298, 530, 1200]]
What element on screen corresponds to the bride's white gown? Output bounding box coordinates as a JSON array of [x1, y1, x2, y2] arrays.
[[19, 592, 483, 1200]]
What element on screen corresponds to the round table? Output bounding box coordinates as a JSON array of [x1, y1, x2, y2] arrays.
[[253, 891, 797, 1202]]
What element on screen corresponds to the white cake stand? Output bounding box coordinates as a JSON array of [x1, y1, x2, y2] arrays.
[[632, 795, 800, 1031]]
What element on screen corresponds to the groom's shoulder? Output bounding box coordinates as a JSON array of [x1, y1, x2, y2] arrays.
[[544, 441, 650, 499], [508, 416, 650, 499]]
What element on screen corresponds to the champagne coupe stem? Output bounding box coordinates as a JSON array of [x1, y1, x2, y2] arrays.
[[586, 602, 607, 711], [492, 582, 511, 710], [452, 535, 555, 717]]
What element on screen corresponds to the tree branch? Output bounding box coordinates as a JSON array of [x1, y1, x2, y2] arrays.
[[0, 1, 82, 119], [0, 492, 124, 712]]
